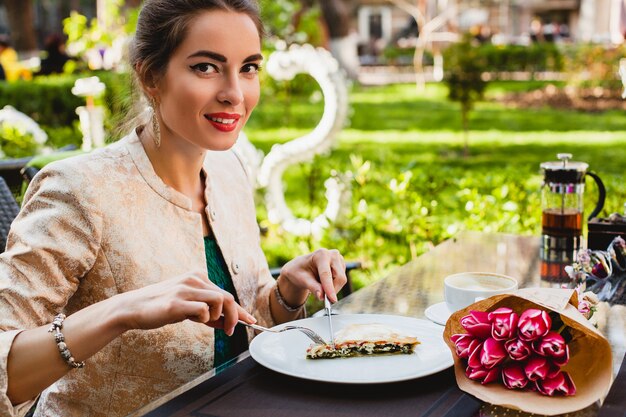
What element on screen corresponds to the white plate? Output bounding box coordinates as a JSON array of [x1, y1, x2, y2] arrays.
[[249, 314, 453, 384], [424, 302, 452, 326]]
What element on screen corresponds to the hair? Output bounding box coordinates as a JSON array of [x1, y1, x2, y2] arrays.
[[118, 0, 263, 137]]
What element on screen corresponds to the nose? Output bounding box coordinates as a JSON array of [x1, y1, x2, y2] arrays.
[[217, 74, 244, 106]]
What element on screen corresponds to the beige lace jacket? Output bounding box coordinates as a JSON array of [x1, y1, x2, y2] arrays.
[[0, 130, 279, 416]]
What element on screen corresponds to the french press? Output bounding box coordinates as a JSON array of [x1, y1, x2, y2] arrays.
[[539, 153, 606, 282]]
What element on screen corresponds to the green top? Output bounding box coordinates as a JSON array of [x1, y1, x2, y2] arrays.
[[203, 235, 248, 369]]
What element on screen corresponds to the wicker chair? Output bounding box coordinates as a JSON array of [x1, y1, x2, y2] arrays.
[[0, 156, 33, 196], [0, 176, 19, 253]]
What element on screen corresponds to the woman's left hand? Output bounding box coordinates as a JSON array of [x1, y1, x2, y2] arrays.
[[279, 249, 347, 303]]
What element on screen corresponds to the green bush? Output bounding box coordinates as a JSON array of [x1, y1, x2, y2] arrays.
[[0, 71, 131, 150], [473, 43, 564, 75], [562, 43, 626, 90], [0, 124, 41, 158], [381, 47, 433, 66], [43, 125, 83, 150], [0, 77, 83, 127]]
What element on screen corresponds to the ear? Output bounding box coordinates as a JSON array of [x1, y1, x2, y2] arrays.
[[135, 61, 159, 100]]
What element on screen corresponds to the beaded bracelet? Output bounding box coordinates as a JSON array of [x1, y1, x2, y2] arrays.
[[274, 284, 306, 312], [48, 313, 85, 369]]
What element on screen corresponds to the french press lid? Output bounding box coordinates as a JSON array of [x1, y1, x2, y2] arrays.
[[540, 153, 587, 184]]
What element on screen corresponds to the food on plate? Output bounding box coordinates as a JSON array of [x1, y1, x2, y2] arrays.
[[306, 323, 420, 359]]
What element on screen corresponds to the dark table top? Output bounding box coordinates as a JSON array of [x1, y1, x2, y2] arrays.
[[128, 232, 626, 417]]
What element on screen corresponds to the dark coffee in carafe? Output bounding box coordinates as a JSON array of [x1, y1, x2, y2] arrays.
[[539, 154, 605, 282]]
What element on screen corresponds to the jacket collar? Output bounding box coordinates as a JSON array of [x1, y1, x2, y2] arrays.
[[124, 127, 195, 211]]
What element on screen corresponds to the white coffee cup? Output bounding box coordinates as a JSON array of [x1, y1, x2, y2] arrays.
[[444, 272, 518, 313]]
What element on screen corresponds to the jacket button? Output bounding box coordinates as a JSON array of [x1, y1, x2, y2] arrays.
[[231, 261, 240, 274], [209, 209, 217, 221]]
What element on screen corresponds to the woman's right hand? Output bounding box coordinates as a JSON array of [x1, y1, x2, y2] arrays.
[[114, 271, 256, 336]]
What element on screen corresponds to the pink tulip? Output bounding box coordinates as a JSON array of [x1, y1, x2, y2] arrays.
[[466, 365, 500, 385], [504, 338, 532, 361], [532, 332, 569, 366], [535, 371, 577, 396], [489, 307, 519, 341], [467, 339, 483, 369], [518, 309, 551, 341], [460, 311, 492, 339], [502, 363, 529, 390], [480, 338, 507, 369], [524, 356, 560, 381], [451, 334, 481, 360]]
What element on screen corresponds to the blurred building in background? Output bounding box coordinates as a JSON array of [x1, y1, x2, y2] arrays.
[[353, 0, 625, 65]]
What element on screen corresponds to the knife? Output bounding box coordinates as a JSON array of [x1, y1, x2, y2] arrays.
[[324, 295, 335, 350]]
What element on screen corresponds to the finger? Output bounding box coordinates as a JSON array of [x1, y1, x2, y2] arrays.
[[334, 249, 346, 272], [185, 288, 224, 323], [220, 295, 238, 336], [184, 301, 213, 323], [207, 306, 255, 335], [313, 250, 337, 302], [330, 255, 348, 295], [236, 304, 256, 324], [177, 273, 222, 294]]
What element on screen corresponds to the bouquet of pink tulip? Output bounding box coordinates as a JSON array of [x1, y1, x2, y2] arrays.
[[443, 288, 613, 415], [451, 307, 576, 396]]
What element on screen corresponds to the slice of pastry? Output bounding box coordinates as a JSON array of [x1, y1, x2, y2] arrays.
[[306, 323, 420, 359]]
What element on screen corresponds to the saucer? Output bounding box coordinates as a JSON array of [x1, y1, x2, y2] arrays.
[[424, 302, 452, 326]]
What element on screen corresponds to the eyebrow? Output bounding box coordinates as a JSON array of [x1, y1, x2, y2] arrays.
[[187, 50, 263, 63]]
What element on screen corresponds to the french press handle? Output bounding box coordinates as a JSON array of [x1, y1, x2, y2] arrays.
[[587, 171, 606, 220]]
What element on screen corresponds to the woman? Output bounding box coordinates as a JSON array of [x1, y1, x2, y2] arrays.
[[0, 1, 346, 416]]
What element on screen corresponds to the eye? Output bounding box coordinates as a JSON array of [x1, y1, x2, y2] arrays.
[[241, 63, 261, 74], [190, 63, 218, 74]]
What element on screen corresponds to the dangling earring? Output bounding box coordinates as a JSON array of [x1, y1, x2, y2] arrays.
[[150, 98, 161, 148]]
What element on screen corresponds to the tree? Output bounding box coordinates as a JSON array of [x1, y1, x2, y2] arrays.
[[3, 0, 37, 53], [387, 0, 459, 91], [442, 34, 488, 157]]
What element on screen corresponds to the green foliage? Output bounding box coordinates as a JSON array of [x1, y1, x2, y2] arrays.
[[0, 77, 83, 127], [247, 82, 626, 291], [381, 47, 434, 66], [96, 71, 134, 138], [0, 124, 40, 158], [43, 126, 83, 150], [63, 0, 139, 71], [257, 0, 325, 102], [562, 43, 626, 90], [259, 0, 323, 47], [477, 43, 564, 74], [0, 72, 131, 149]]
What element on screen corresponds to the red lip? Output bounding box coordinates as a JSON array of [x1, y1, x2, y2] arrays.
[[204, 113, 241, 132]]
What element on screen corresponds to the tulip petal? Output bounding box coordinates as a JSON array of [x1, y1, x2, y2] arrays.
[[461, 311, 493, 339], [480, 338, 507, 369], [518, 309, 551, 341], [502, 363, 528, 390]]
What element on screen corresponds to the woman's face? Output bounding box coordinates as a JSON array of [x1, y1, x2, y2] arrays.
[[154, 10, 262, 151]]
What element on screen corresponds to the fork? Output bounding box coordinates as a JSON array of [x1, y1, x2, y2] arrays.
[[237, 320, 328, 345]]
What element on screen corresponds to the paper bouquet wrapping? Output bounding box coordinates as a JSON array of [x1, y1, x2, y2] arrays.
[[443, 288, 613, 415]]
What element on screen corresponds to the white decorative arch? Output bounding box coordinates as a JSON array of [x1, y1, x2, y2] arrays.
[[234, 44, 351, 237]]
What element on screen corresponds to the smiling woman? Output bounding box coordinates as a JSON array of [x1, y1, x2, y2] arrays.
[[0, 1, 347, 417]]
